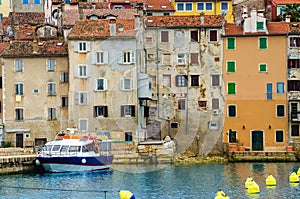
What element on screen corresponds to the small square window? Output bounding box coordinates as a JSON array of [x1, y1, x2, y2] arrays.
[[259, 64, 267, 72], [211, 75, 220, 86], [178, 99, 186, 110], [94, 106, 108, 118], [228, 105, 236, 117], [198, 100, 207, 108], [161, 31, 169, 42], [209, 122, 219, 130], [275, 130, 284, 142], [209, 30, 218, 42], [221, 2, 228, 10], [191, 75, 199, 86], [227, 61, 236, 72]]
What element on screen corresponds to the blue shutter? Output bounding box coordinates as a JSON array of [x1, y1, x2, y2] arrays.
[[73, 42, 78, 52]]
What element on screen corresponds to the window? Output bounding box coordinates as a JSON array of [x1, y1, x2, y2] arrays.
[[15, 108, 24, 120], [227, 61, 236, 72], [120, 78, 133, 91], [77, 65, 87, 78], [221, 2, 228, 10], [177, 3, 184, 11], [291, 124, 299, 136], [288, 59, 300, 69], [178, 99, 186, 110], [209, 30, 218, 42], [177, 53, 185, 65], [146, 37, 152, 43], [48, 108, 56, 120], [125, 132, 133, 141], [74, 92, 88, 105], [191, 30, 198, 42], [257, 22, 264, 30], [276, 82, 284, 94], [94, 106, 108, 118], [227, 38, 235, 50], [228, 105, 236, 117], [118, 51, 135, 64], [259, 37, 267, 49], [206, 2, 212, 10], [161, 31, 169, 42], [275, 130, 284, 142], [197, 3, 204, 10], [79, 119, 88, 132], [191, 53, 199, 64], [22, 0, 28, 4], [61, 97, 68, 107], [162, 54, 171, 65], [79, 42, 87, 52], [176, 75, 188, 87], [15, 60, 23, 72], [162, 75, 171, 87], [288, 80, 300, 91], [15, 83, 24, 95], [229, 130, 237, 143], [291, 103, 298, 120], [212, 98, 219, 110], [211, 75, 220, 87], [266, 83, 272, 100], [259, 64, 267, 72], [96, 52, 104, 64], [95, 78, 108, 91], [198, 2, 213, 10], [186, 3, 192, 11], [209, 122, 219, 130], [61, 72, 69, 83], [198, 100, 207, 108], [121, 105, 135, 117], [191, 75, 199, 86], [47, 82, 56, 95], [34, 0, 40, 4], [228, 82, 236, 94], [47, 59, 56, 71], [276, 104, 285, 117], [290, 37, 300, 47]]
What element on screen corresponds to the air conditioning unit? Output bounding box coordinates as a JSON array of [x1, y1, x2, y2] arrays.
[[213, 109, 219, 115]]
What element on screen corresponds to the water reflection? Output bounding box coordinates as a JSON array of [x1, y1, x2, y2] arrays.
[[0, 162, 298, 199]]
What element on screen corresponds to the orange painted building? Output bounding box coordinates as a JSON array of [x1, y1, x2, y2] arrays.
[[223, 8, 290, 151]]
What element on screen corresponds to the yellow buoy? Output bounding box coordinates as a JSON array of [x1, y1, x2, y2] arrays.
[[119, 190, 135, 199], [214, 189, 230, 199], [247, 180, 260, 194], [245, 177, 253, 189], [265, 174, 276, 186], [297, 168, 300, 176], [289, 172, 300, 183]]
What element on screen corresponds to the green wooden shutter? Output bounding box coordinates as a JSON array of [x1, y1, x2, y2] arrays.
[[227, 61, 235, 72], [259, 38, 267, 49], [227, 38, 235, 50], [228, 82, 236, 94]]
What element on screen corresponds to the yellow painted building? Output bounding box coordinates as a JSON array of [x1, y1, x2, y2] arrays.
[[0, 0, 12, 18], [223, 9, 290, 151], [172, 0, 234, 23]]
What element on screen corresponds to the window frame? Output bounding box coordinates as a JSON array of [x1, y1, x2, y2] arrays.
[[276, 104, 285, 117], [191, 75, 199, 87], [228, 104, 236, 117], [177, 53, 185, 65], [15, 83, 24, 95], [209, 29, 218, 43], [121, 105, 135, 117], [78, 41, 87, 53], [61, 96, 68, 108], [47, 59, 56, 72], [220, 2, 228, 11], [259, 37, 268, 49], [178, 98, 186, 110], [211, 74, 220, 87], [15, 60, 23, 72], [78, 64, 88, 78], [161, 31, 169, 43], [95, 78, 108, 91], [275, 130, 284, 143], [259, 63, 267, 72], [120, 78, 134, 91], [47, 82, 56, 96], [79, 119, 88, 132], [176, 75, 188, 87], [48, 108, 56, 120], [94, 106, 108, 118], [15, 108, 24, 120], [61, 72, 69, 83], [226, 61, 236, 72], [227, 82, 236, 95], [276, 82, 284, 94], [227, 37, 235, 50]]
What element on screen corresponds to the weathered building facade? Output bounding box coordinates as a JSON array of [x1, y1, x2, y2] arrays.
[[143, 15, 225, 155]]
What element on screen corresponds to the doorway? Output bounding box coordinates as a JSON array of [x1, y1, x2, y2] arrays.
[[252, 130, 264, 151], [16, 133, 23, 148]]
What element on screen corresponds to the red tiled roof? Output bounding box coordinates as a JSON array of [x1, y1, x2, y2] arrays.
[[79, 2, 109, 9], [68, 19, 137, 38], [83, 9, 138, 19], [272, 0, 300, 5], [109, 0, 144, 3], [6, 12, 45, 26], [62, 8, 80, 26], [224, 22, 290, 35], [1, 40, 68, 57], [145, 15, 223, 27], [14, 24, 36, 40], [145, 0, 175, 11]]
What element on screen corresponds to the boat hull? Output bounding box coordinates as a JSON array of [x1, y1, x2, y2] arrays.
[[36, 155, 113, 173]]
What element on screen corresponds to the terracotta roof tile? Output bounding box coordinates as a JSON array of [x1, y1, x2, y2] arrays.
[[83, 9, 138, 19], [145, 15, 223, 27], [109, 0, 144, 3], [1, 40, 67, 57], [62, 8, 80, 26], [224, 22, 290, 35], [14, 24, 36, 40], [79, 2, 109, 9], [272, 0, 300, 4], [68, 19, 137, 38], [145, 0, 175, 11], [6, 12, 45, 26]]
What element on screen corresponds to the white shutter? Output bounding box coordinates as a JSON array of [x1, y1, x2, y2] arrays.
[[74, 92, 79, 105], [103, 52, 109, 64], [120, 78, 124, 90], [103, 79, 108, 91], [118, 51, 122, 64], [87, 65, 92, 77], [74, 65, 79, 77], [131, 51, 135, 64], [130, 78, 134, 90], [91, 52, 96, 64], [86, 42, 91, 52], [73, 42, 78, 52], [83, 93, 88, 104], [94, 79, 98, 91]]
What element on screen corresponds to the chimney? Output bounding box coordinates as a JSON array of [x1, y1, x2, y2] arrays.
[[134, 14, 141, 30], [286, 15, 291, 22], [200, 12, 204, 24], [110, 19, 116, 36], [250, 7, 257, 32]]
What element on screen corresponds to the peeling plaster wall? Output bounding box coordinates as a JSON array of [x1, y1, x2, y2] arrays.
[[144, 26, 225, 156]]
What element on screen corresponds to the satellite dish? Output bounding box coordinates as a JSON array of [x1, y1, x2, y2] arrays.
[[221, 11, 227, 17], [52, 9, 58, 19]]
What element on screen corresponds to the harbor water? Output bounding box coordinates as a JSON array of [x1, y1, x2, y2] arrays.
[[0, 162, 299, 199]]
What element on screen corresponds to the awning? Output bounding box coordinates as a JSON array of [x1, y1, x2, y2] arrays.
[[5, 128, 30, 133]]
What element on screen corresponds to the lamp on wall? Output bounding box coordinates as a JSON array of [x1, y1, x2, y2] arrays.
[[242, 125, 245, 130], [268, 125, 271, 129]]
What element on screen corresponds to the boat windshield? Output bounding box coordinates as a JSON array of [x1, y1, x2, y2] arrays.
[[44, 145, 52, 152], [68, 146, 81, 153], [52, 145, 61, 152], [60, 145, 69, 153]]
